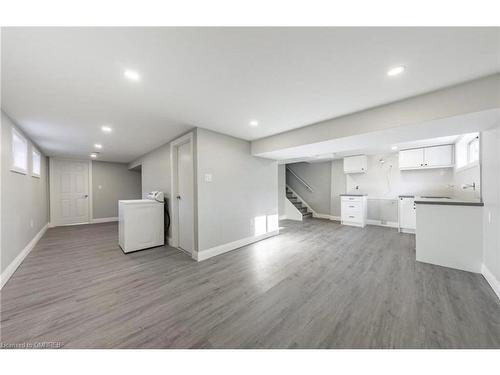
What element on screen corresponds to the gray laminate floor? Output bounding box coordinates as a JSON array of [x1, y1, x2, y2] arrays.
[[1, 219, 499, 348]]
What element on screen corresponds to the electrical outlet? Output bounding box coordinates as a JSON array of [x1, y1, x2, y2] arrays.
[[204, 173, 212, 182]]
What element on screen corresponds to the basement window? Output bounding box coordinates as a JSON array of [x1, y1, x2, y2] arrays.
[[11, 127, 28, 174], [468, 137, 479, 164], [32, 148, 41, 178], [455, 132, 479, 171]]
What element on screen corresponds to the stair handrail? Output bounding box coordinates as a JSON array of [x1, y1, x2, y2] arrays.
[[286, 167, 313, 192]]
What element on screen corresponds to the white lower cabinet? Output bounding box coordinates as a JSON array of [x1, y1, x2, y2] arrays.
[[341, 196, 367, 227], [398, 197, 416, 233]]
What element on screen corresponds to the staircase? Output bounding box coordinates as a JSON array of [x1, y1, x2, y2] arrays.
[[286, 187, 312, 219]]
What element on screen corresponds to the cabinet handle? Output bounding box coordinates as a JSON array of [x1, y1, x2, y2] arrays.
[[349, 215, 355, 218], [349, 205, 355, 208]]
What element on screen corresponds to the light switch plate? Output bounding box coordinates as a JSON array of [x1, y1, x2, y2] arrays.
[[204, 173, 212, 182]]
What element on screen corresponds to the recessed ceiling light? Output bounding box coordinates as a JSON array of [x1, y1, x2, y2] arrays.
[[387, 66, 405, 77], [249, 120, 259, 127], [90, 153, 98, 158], [391, 146, 398, 151], [124, 69, 141, 82], [101, 125, 112, 133], [94, 143, 102, 149]]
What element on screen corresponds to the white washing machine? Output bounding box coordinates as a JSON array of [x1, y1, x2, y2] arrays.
[[118, 196, 164, 253]]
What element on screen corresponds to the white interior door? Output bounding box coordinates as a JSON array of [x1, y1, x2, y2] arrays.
[[51, 159, 90, 225], [177, 142, 194, 253]]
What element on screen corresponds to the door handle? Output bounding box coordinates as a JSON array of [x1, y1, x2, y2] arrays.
[[176, 195, 181, 200], [83, 194, 88, 198]]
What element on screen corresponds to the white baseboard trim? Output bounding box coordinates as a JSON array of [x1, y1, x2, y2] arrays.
[[400, 228, 416, 234], [366, 219, 399, 228], [91, 217, 118, 223], [195, 230, 280, 262], [312, 213, 342, 222], [279, 215, 287, 220], [1, 223, 49, 290], [312, 213, 331, 220], [482, 264, 500, 301]]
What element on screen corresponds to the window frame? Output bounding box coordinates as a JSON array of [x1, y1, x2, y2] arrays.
[[10, 127, 28, 175], [32, 148, 41, 178], [467, 136, 480, 165], [455, 133, 480, 173]]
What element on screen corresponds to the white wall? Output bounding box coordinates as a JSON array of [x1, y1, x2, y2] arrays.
[[346, 153, 455, 197], [196, 128, 278, 253], [1, 112, 49, 277], [453, 165, 481, 201], [481, 125, 500, 295], [345, 153, 455, 223]]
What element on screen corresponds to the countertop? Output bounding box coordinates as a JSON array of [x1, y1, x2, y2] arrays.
[[340, 193, 483, 206], [414, 197, 484, 206]]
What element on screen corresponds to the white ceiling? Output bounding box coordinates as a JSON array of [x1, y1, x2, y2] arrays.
[[2, 27, 499, 162]]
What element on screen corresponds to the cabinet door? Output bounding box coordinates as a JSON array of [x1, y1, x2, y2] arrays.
[[344, 155, 367, 173], [399, 198, 416, 229], [424, 145, 453, 167], [399, 148, 424, 169]]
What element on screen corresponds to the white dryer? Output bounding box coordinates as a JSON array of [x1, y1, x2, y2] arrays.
[[118, 198, 164, 253]]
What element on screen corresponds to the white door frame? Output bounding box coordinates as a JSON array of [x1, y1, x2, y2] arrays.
[[169, 132, 195, 254], [49, 157, 93, 227]]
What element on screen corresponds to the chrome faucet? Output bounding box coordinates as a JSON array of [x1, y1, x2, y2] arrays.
[[462, 182, 476, 190]]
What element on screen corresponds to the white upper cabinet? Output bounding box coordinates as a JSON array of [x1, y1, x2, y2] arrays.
[[424, 144, 454, 167], [399, 148, 424, 169], [343, 155, 367, 174], [399, 145, 454, 170]]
